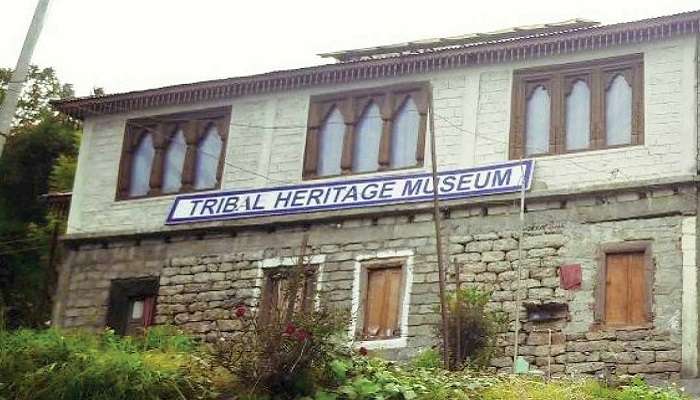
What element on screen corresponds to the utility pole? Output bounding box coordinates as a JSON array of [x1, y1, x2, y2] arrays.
[[0, 0, 51, 156]]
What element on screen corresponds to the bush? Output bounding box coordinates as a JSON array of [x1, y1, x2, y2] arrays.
[[439, 288, 507, 369], [0, 326, 217, 400]]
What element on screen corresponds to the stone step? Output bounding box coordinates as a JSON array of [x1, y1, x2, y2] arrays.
[[681, 379, 700, 399]]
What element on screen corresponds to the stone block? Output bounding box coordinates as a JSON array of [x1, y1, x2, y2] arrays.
[[465, 241, 493, 252], [493, 238, 519, 251], [481, 251, 505, 262]]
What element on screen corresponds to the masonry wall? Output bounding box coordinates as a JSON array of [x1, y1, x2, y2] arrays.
[[56, 185, 696, 380], [66, 35, 698, 236]]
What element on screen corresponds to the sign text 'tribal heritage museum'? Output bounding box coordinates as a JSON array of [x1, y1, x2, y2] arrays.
[[166, 160, 534, 224]]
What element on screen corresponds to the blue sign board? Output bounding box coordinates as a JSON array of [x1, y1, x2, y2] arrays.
[[165, 160, 534, 225]]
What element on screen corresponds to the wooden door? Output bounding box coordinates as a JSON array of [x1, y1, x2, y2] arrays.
[[605, 252, 647, 325], [363, 266, 403, 339]]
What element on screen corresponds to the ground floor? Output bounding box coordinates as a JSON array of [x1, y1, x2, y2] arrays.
[[54, 179, 700, 381]]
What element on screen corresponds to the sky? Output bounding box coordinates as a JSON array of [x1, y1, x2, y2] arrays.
[[1, 0, 699, 97]]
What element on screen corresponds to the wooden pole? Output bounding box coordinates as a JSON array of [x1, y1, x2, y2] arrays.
[[513, 162, 527, 368], [455, 261, 462, 366], [428, 90, 451, 370]]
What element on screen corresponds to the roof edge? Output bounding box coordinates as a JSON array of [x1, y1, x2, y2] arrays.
[[53, 9, 700, 120]]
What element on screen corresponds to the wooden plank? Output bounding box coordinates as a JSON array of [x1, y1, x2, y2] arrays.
[[383, 268, 402, 337], [605, 253, 629, 324], [363, 268, 387, 338], [627, 252, 647, 324]]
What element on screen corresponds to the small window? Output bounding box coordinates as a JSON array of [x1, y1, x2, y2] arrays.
[[162, 128, 186, 194], [194, 123, 223, 190], [106, 278, 159, 335], [510, 54, 643, 158], [128, 132, 155, 197], [524, 85, 551, 156], [117, 107, 230, 199], [259, 266, 317, 323], [360, 263, 404, 340], [352, 102, 383, 173], [304, 83, 428, 179]]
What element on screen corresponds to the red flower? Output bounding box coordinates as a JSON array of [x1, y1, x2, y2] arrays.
[[358, 347, 368, 356], [293, 328, 311, 342], [283, 323, 297, 336], [234, 305, 247, 318]]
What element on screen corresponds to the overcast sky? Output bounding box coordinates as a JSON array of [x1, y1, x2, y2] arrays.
[[2, 0, 698, 97]]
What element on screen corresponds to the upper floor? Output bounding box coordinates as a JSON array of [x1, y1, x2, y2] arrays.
[[55, 11, 700, 236]]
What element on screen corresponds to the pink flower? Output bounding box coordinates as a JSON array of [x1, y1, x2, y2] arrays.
[[358, 347, 368, 356], [234, 305, 247, 318]]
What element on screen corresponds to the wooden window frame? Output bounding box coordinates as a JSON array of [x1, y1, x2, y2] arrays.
[[355, 258, 407, 341], [258, 265, 318, 325], [594, 241, 654, 328], [303, 82, 429, 180], [116, 107, 231, 200], [510, 54, 644, 159], [106, 277, 159, 335]]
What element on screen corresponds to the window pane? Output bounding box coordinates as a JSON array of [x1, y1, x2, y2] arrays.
[[162, 129, 186, 194], [317, 107, 345, 176], [605, 74, 632, 146], [352, 102, 383, 173], [390, 97, 420, 168], [194, 124, 223, 190], [525, 85, 550, 155], [128, 133, 155, 197], [130, 299, 144, 319], [565, 80, 591, 151]]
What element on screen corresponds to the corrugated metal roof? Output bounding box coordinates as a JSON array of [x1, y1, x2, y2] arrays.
[[319, 19, 600, 62]]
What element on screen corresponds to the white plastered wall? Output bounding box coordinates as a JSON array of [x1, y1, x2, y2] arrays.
[[67, 36, 698, 235]]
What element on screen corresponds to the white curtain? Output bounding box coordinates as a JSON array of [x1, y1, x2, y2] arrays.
[[390, 97, 420, 168], [128, 133, 155, 197], [525, 85, 550, 155], [162, 129, 186, 193], [352, 102, 383, 173], [565, 81, 591, 151], [194, 125, 222, 190], [317, 107, 345, 176], [606, 74, 633, 146]]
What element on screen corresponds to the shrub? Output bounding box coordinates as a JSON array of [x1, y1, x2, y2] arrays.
[[0, 326, 217, 400], [438, 287, 507, 369]]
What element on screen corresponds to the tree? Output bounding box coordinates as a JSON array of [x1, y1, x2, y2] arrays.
[[0, 66, 80, 329]]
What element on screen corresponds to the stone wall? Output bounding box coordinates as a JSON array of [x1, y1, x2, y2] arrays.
[[55, 186, 694, 380]]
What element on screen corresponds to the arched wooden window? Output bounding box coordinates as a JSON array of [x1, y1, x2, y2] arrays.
[[565, 79, 591, 151], [317, 107, 345, 177], [162, 128, 186, 194], [352, 102, 382, 173], [194, 123, 224, 190], [117, 107, 230, 200], [127, 132, 155, 197], [524, 85, 551, 156], [303, 83, 428, 180], [510, 54, 642, 158], [605, 74, 633, 146]]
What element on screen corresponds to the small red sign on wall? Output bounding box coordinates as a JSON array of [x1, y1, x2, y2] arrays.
[[560, 264, 582, 290]]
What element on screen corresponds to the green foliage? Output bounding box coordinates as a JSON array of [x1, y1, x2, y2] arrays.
[[48, 154, 77, 192], [0, 65, 74, 127], [480, 377, 688, 400], [409, 349, 442, 370], [439, 287, 507, 369], [0, 327, 217, 400], [0, 65, 81, 329]]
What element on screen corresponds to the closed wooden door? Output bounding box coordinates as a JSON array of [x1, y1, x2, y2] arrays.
[[363, 266, 403, 339], [605, 252, 647, 325]]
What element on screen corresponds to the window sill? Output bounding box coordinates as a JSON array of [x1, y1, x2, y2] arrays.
[[355, 336, 407, 350], [115, 186, 221, 203], [591, 322, 653, 331], [517, 143, 645, 162]]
